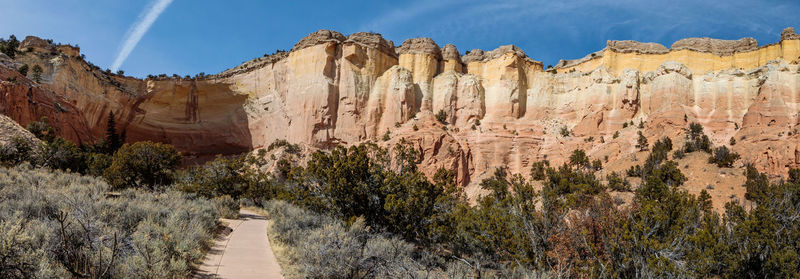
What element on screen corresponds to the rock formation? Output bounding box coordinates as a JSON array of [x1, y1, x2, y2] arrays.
[[1, 28, 800, 195]]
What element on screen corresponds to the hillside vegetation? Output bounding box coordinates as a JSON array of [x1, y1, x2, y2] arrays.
[[2, 112, 799, 278]]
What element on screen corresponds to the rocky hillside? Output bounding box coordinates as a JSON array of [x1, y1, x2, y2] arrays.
[[1, 28, 799, 194]]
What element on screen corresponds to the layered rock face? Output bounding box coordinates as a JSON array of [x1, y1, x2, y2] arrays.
[[2, 28, 800, 194]]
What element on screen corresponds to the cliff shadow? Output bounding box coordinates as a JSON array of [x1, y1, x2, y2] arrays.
[[123, 79, 253, 166]]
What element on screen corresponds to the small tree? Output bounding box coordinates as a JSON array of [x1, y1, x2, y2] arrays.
[[104, 141, 182, 190], [684, 123, 712, 153], [709, 146, 740, 168], [530, 160, 550, 180], [105, 111, 123, 153], [31, 65, 43, 83], [591, 159, 603, 171], [0, 35, 19, 58], [636, 131, 649, 151], [607, 171, 631, 192], [26, 117, 55, 142], [18, 64, 28, 77], [729, 137, 736, 146], [0, 136, 33, 165], [569, 149, 590, 170]]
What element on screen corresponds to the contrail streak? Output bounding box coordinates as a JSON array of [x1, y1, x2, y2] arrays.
[[111, 0, 174, 72]]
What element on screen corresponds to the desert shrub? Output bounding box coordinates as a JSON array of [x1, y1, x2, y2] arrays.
[[35, 137, 85, 172], [0, 164, 218, 278], [85, 152, 112, 177], [435, 109, 448, 124], [27, 117, 55, 142], [709, 146, 740, 168], [560, 126, 571, 137], [607, 171, 631, 192], [265, 199, 499, 278], [267, 139, 301, 154], [0, 136, 34, 166], [178, 152, 280, 205], [104, 141, 181, 190], [673, 149, 686, 159], [212, 195, 240, 219]]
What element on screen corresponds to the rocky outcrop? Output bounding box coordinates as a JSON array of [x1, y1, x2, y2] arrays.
[[607, 40, 669, 54], [344, 32, 396, 57], [2, 28, 800, 196], [292, 30, 346, 51], [0, 114, 40, 145], [671, 37, 758, 56], [0, 65, 92, 144], [19, 36, 53, 53], [397, 38, 442, 58], [782, 27, 800, 41]]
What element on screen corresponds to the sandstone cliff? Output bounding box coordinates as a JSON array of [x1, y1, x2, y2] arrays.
[[2, 28, 800, 195]]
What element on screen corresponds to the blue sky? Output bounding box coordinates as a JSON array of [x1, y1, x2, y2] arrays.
[[1, 0, 797, 78]]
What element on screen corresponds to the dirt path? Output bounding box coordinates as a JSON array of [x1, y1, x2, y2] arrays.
[[195, 209, 284, 279]]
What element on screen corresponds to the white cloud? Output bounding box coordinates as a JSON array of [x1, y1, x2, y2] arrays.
[[111, 0, 174, 72]]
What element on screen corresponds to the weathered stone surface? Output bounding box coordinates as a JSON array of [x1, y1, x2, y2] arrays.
[[344, 32, 396, 57], [461, 49, 485, 64], [441, 44, 461, 61], [782, 27, 800, 41], [671, 37, 758, 56], [19, 36, 53, 53], [291, 30, 346, 51], [397, 38, 441, 59], [555, 50, 603, 69], [607, 40, 669, 54]]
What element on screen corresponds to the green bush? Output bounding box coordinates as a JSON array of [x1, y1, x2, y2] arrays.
[[103, 141, 181, 190], [35, 137, 85, 172], [709, 146, 740, 168], [1, 137, 32, 165], [435, 109, 448, 124], [267, 139, 301, 154], [607, 171, 631, 192], [27, 117, 55, 142], [530, 160, 550, 180], [560, 126, 571, 137]]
